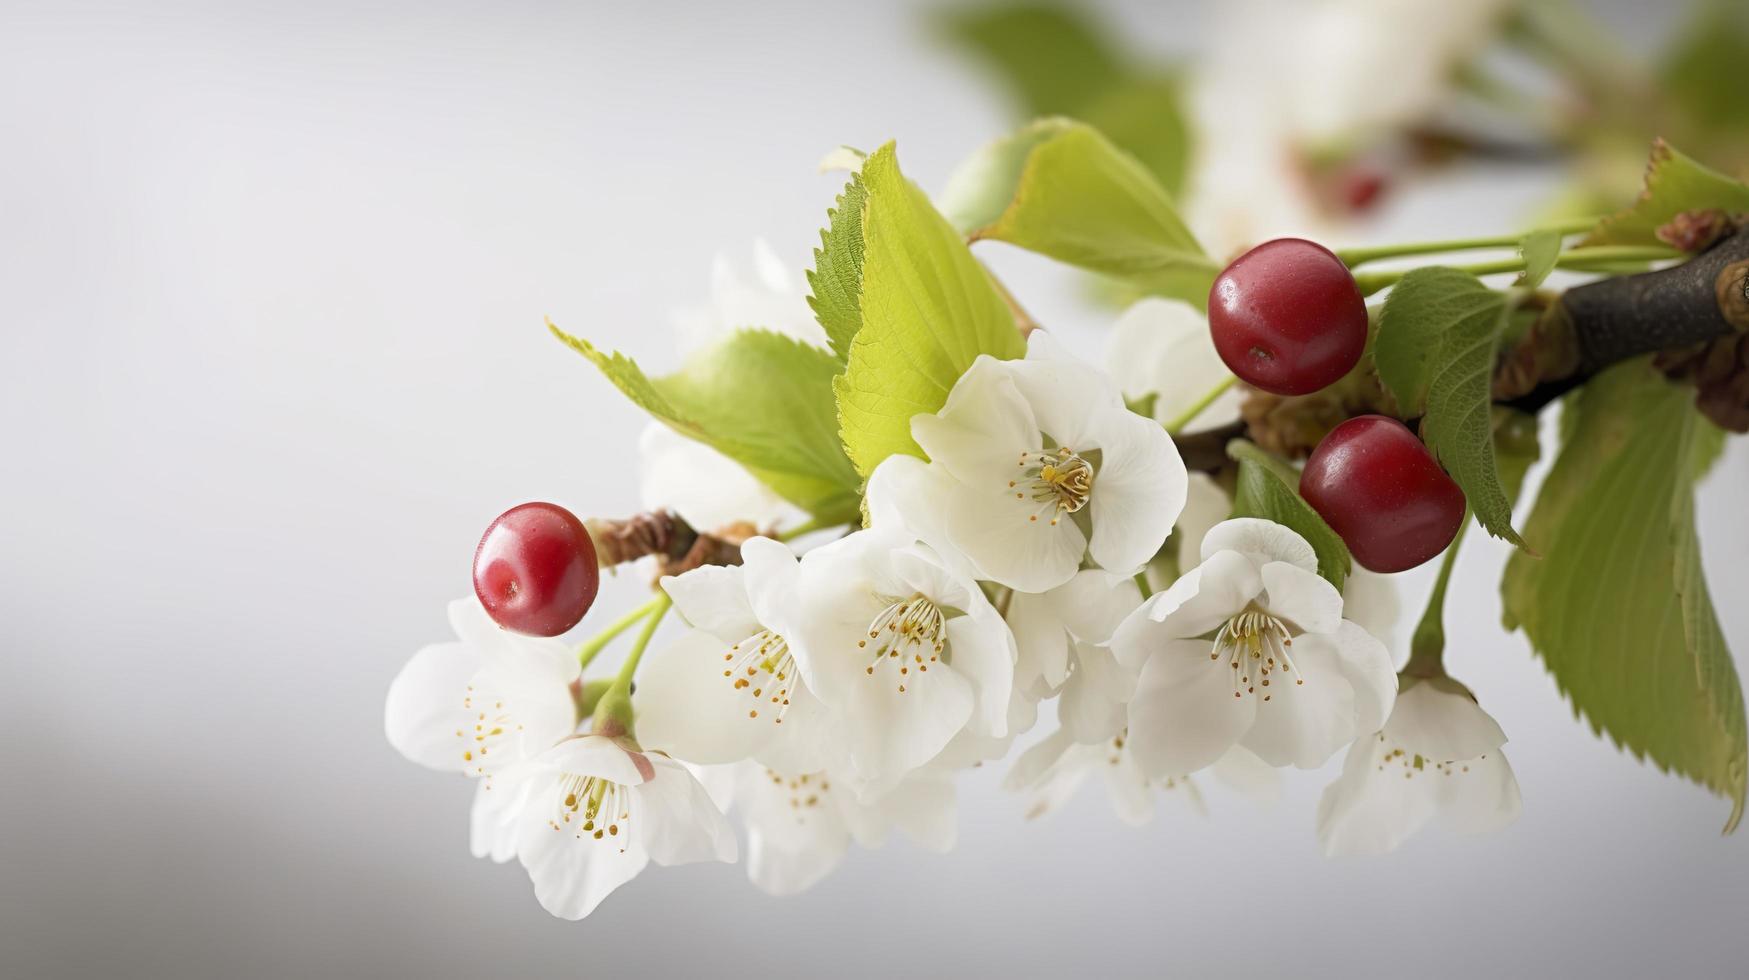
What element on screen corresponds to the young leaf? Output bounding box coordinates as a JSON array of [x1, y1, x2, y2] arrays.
[[1584, 139, 1749, 248], [833, 143, 1024, 478], [806, 173, 867, 363], [1517, 228, 1562, 289], [931, 2, 1129, 120], [1227, 440, 1352, 591], [1502, 360, 1745, 832], [1373, 268, 1524, 545], [940, 119, 1217, 308], [549, 323, 861, 523]]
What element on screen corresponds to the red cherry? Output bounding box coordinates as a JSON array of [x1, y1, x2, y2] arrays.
[[1298, 416, 1466, 573], [1208, 238, 1368, 396], [473, 502, 600, 636]]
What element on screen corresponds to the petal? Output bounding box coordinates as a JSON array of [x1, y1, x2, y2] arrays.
[[1315, 733, 1436, 857], [1050, 568, 1144, 645], [633, 755, 739, 866], [864, 455, 977, 578], [447, 595, 507, 650], [911, 358, 1040, 483], [1008, 588, 1074, 693], [867, 776, 958, 853], [1100, 749, 1158, 827], [753, 683, 847, 777], [639, 422, 793, 530], [1127, 639, 1257, 777], [840, 658, 974, 799], [1004, 727, 1076, 793], [1340, 568, 1402, 653], [632, 629, 782, 765], [1007, 330, 1130, 449], [532, 735, 652, 786], [516, 784, 651, 920], [1331, 621, 1398, 736], [1242, 643, 1356, 769], [471, 765, 540, 863], [944, 477, 1086, 593], [1105, 297, 1191, 401], [1148, 550, 1263, 637], [1086, 409, 1189, 576], [1209, 746, 1282, 809], [746, 813, 850, 897], [1200, 517, 1318, 572], [1388, 679, 1508, 761], [661, 564, 759, 642], [1260, 562, 1344, 635], [1059, 643, 1132, 744], [1435, 751, 1523, 837], [385, 642, 486, 773], [738, 536, 803, 632], [1174, 472, 1232, 575], [943, 609, 1017, 738]]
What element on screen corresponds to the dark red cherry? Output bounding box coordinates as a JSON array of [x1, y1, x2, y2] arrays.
[[1299, 416, 1466, 573], [473, 502, 600, 636], [1208, 238, 1368, 396]]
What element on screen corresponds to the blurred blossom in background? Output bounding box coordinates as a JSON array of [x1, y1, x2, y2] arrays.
[[2, 0, 1746, 977]]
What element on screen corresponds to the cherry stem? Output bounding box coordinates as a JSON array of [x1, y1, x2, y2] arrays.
[[1336, 217, 1599, 268], [778, 517, 840, 542], [576, 594, 666, 670], [1162, 374, 1237, 435], [1132, 571, 1152, 600], [1406, 514, 1469, 678], [1353, 245, 1684, 296], [591, 592, 673, 735]]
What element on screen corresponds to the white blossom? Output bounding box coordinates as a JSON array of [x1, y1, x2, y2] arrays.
[[1105, 298, 1242, 432], [1113, 518, 1397, 776], [1317, 675, 1521, 856]]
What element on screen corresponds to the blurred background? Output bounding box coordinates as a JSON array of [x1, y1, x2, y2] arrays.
[[2, 0, 1745, 976]]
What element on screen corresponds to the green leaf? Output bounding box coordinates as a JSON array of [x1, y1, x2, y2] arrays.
[[941, 119, 1216, 302], [1374, 268, 1524, 545], [549, 323, 861, 522], [805, 172, 867, 363], [932, 2, 1130, 120], [1502, 360, 1745, 831], [1517, 228, 1561, 289], [833, 143, 1024, 478], [1584, 139, 1749, 248], [1227, 440, 1352, 591], [1660, 1, 1749, 137], [1078, 75, 1194, 200]]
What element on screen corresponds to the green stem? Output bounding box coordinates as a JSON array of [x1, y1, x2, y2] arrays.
[[1337, 217, 1599, 267], [778, 517, 840, 542], [1132, 571, 1152, 600], [590, 592, 673, 736], [1406, 516, 1468, 678], [1163, 375, 1236, 434], [1354, 245, 1683, 296], [576, 594, 665, 670]]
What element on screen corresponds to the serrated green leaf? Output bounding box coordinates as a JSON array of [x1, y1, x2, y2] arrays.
[[806, 173, 867, 363], [941, 119, 1216, 302], [1502, 360, 1745, 831], [834, 143, 1024, 478], [1227, 440, 1352, 591], [550, 323, 861, 523], [1584, 139, 1749, 247], [1374, 268, 1524, 545], [1518, 228, 1561, 289]]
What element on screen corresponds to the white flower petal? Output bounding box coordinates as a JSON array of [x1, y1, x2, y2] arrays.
[[633, 754, 738, 866], [385, 642, 486, 773], [471, 765, 541, 863], [865, 455, 978, 578], [738, 536, 802, 631], [1086, 409, 1188, 576], [1201, 517, 1318, 572], [1260, 561, 1344, 635], [875, 776, 958, 853], [1099, 748, 1158, 827], [662, 564, 760, 642], [533, 735, 653, 787], [840, 660, 974, 799], [945, 480, 1087, 593], [1059, 643, 1132, 744], [639, 422, 793, 530], [1436, 750, 1523, 837], [1316, 733, 1433, 857], [1005, 330, 1129, 449], [632, 629, 782, 766], [943, 610, 1017, 738], [1208, 746, 1282, 809], [1174, 472, 1232, 574], [1128, 639, 1257, 777], [1242, 643, 1355, 769], [1146, 549, 1264, 637], [516, 783, 651, 920], [1340, 568, 1401, 652], [911, 357, 1040, 483], [1389, 679, 1507, 761], [1331, 621, 1398, 736]]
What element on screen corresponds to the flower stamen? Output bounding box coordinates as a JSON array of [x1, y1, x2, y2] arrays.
[[548, 773, 635, 853], [1013, 447, 1094, 526], [1212, 608, 1300, 702], [722, 629, 796, 724], [859, 594, 946, 693]]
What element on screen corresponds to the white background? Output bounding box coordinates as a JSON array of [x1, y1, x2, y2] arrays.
[[2, 1, 1744, 977]]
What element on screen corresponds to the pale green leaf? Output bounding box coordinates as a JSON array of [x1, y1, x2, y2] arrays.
[[1502, 360, 1745, 831], [942, 119, 1215, 298], [805, 172, 867, 363], [1584, 139, 1749, 248], [1518, 228, 1561, 289], [834, 143, 1024, 478], [932, 2, 1129, 120], [1078, 75, 1193, 199], [1374, 268, 1524, 545], [1227, 440, 1351, 591], [550, 323, 861, 522]]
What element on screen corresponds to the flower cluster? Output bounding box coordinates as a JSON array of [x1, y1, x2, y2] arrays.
[[384, 263, 1522, 918]]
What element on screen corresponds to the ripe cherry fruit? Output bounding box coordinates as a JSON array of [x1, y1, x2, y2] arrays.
[[473, 502, 600, 636], [1208, 238, 1368, 396], [1298, 416, 1466, 574]]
